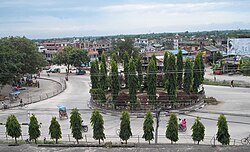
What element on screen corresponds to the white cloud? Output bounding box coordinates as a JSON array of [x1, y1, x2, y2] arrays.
[[101, 2, 229, 13]]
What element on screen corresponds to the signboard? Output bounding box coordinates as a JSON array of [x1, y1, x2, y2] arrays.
[[227, 38, 250, 56]]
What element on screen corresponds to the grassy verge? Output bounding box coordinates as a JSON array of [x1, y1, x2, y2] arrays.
[[203, 79, 241, 87]]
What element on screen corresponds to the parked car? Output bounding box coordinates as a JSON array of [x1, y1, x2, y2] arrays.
[[46, 68, 60, 73]]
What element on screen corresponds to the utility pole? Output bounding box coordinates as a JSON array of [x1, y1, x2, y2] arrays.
[[155, 108, 161, 144]]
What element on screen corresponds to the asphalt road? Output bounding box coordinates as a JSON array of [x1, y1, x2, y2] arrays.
[[0, 71, 250, 146]]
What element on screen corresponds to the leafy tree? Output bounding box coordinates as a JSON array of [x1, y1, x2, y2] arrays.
[[191, 117, 205, 144], [90, 60, 99, 89], [177, 50, 183, 89], [123, 51, 129, 88], [5, 115, 22, 144], [166, 113, 178, 144], [136, 56, 143, 91], [113, 38, 135, 60], [0, 37, 47, 85], [163, 51, 169, 89], [49, 117, 62, 144], [70, 108, 83, 144], [111, 55, 119, 106], [183, 58, 193, 94], [53, 46, 89, 74], [147, 58, 157, 106], [119, 111, 132, 144], [142, 112, 154, 144], [216, 114, 230, 145], [128, 58, 137, 109], [167, 53, 177, 102], [90, 110, 105, 144], [28, 114, 41, 143]]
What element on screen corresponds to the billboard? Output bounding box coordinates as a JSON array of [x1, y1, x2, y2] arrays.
[[227, 38, 250, 56]]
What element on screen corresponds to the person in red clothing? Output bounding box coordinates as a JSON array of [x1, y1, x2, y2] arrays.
[[182, 119, 187, 129]]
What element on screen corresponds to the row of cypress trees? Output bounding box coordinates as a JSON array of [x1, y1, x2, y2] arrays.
[[5, 110, 230, 145]]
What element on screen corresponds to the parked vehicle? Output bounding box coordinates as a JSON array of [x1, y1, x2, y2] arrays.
[[46, 68, 60, 73], [57, 104, 68, 120]]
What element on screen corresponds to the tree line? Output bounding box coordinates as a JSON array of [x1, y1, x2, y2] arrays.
[[0, 37, 47, 85], [5, 110, 230, 145], [90, 50, 204, 109]]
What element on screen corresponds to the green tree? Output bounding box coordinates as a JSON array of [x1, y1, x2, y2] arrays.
[[142, 112, 154, 144], [191, 117, 205, 144], [166, 113, 178, 144], [128, 58, 137, 109], [123, 51, 129, 88], [53, 46, 89, 75], [167, 53, 177, 102], [70, 108, 83, 144], [5, 115, 22, 144], [193, 52, 204, 92], [111, 55, 119, 106], [199, 53, 205, 84], [136, 56, 143, 91], [151, 54, 157, 67], [163, 51, 169, 89], [113, 38, 135, 60], [183, 58, 193, 94], [49, 117, 62, 144], [28, 114, 41, 143], [216, 114, 230, 145], [0, 37, 47, 85], [147, 58, 157, 106], [90, 110, 106, 144], [90, 60, 99, 89], [177, 50, 183, 89], [100, 62, 106, 91], [119, 111, 132, 144], [100, 52, 107, 89]]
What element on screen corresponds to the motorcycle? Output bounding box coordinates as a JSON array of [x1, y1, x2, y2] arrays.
[[179, 125, 187, 132]]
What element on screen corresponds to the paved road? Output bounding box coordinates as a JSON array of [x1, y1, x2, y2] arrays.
[[0, 70, 250, 146]]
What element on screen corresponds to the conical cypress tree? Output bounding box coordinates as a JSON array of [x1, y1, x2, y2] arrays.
[[191, 117, 205, 144], [167, 53, 177, 103], [123, 51, 129, 88], [177, 50, 183, 89], [166, 113, 178, 144], [183, 58, 193, 94], [119, 111, 132, 144], [163, 51, 169, 89], [142, 112, 154, 144], [147, 58, 157, 106], [91, 110, 106, 144], [128, 58, 137, 109], [216, 114, 230, 145]]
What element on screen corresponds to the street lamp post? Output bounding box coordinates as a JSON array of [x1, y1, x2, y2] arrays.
[[155, 108, 161, 144]]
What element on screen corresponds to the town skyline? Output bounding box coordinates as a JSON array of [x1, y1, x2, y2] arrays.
[[1, 0, 250, 39]]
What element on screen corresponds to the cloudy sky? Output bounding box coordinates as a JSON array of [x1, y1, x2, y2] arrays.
[[0, 0, 250, 39]]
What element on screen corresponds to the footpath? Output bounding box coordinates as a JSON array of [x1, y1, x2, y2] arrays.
[[1, 72, 66, 110]]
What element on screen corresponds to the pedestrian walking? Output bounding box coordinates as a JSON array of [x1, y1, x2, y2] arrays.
[[20, 99, 23, 107], [231, 80, 234, 88]]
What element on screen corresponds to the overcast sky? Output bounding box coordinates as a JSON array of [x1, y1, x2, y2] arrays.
[[0, 0, 250, 39]]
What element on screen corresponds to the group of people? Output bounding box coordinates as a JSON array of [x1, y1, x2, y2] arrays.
[[179, 118, 187, 130]]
